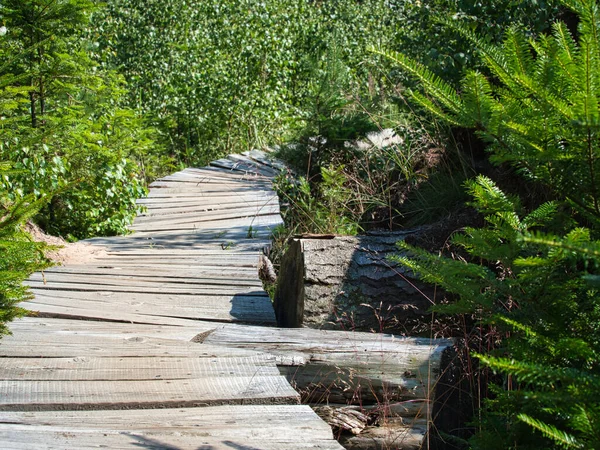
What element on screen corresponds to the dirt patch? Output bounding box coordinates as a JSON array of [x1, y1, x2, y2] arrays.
[[25, 222, 109, 265]]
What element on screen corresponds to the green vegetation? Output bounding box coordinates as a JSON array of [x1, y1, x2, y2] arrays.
[[0, 1, 599, 447], [381, 0, 600, 447], [0, 0, 157, 239], [0, 161, 51, 337]]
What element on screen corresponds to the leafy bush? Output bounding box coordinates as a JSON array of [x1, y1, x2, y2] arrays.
[[0, 0, 158, 239], [274, 165, 360, 236], [93, 0, 398, 164]]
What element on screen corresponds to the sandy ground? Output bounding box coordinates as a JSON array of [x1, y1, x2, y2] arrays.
[[25, 222, 109, 265]]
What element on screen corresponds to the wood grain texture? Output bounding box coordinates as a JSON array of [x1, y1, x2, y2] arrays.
[[0, 155, 341, 449], [0, 405, 342, 449]]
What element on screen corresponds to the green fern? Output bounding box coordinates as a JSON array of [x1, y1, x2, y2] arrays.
[[377, 0, 600, 221], [517, 414, 582, 448], [392, 175, 600, 449]]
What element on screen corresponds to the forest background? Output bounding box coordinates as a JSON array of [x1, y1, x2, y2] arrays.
[[1, 0, 599, 449]]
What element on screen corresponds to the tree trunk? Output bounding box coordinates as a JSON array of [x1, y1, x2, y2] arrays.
[[274, 231, 436, 332]]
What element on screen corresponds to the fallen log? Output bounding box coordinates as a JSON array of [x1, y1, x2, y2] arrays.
[[204, 324, 455, 450], [273, 232, 436, 331]]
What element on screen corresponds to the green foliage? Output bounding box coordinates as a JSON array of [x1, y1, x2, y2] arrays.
[[274, 165, 360, 236], [0, 161, 52, 337], [93, 0, 397, 165], [393, 176, 600, 448], [375, 0, 600, 224], [389, 0, 562, 83], [0, 0, 158, 239]]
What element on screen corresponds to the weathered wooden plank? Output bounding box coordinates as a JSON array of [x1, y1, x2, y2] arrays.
[[205, 324, 452, 403], [144, 188, 275, 198], [137, 193, 276, 206], [40, 267, 264, 283], [140, 199, 279, 216], [155, 174, 273, 185], [0, 333, 267, 359], [23, 294, 276, 325], [22, 305, 209, 327], [0, 432, 343, 450], [0, 405, 342, 449], [0, 356, 280, 381], [0, 375, 299, 411], [131, 211, 282, 231], [184, 166, 272, 181], [129, 213, 283, 233], [244, 149, 288, 171], [30, 271, 263, 288], [7, 317, 205, 339], [26, 280, 266, 296], [227, 154, 279, 177], [134, 205, 280, 224]]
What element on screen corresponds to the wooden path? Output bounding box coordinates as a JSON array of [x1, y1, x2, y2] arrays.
[[0, 151, 343, 449]]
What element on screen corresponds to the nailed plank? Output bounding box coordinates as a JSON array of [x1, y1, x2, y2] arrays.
[[137, 192, 276, 205], [244, 149, 288, 171], [7, 317, 205, 340], [24, 305, 209, 327], [129, 213, 283, 233], [134, 205, 281, 224], [23, 291, 276, 324], [0, 333, 266, 359], [0, 431, 342, 450], [140, 199, 279, 216], [184, 166, 272, 181], [227, 154, 279, 177], [131, 210, 282, 230], [155, 175, 273, 186]]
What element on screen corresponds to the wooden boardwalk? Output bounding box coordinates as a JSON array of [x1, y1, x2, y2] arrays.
[[0, 151, 343, 449]]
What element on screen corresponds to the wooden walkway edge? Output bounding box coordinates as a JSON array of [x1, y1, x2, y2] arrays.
[[0, 151, 344, 449]]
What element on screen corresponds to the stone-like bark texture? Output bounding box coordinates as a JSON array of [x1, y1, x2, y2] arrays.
[[274, 231, 436, 331]]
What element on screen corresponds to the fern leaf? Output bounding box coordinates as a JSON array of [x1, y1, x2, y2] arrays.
[[521, 230, 600, 259], [523, 201, 559, 228], [410, 91, 464, 126], [517, 414, 582, 448], [460, 71, 495, 127], [466, 175, 518, 215], [504, 27, 535, 78]]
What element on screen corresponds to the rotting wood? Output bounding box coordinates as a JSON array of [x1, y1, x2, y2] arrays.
[[204, 323, 454, 450], [205, 324, 452, 403]]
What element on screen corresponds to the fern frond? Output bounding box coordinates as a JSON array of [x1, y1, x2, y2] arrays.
[[521, 230, 600, 259], [370, 47, 463, 115], [523, 201, 559, 228], [460, 71, 495, 127], [504, 27, 535, 78], [517, 414, 582, 448], [465, 175, 518, 215], [410, 91, 463, 126], [553, 21, 579, 71]]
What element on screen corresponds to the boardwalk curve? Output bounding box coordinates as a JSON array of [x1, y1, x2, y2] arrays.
[[0, 151, 343, 449]]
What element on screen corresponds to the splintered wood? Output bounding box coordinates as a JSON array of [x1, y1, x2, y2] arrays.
[[0, 153, 344, 449]]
